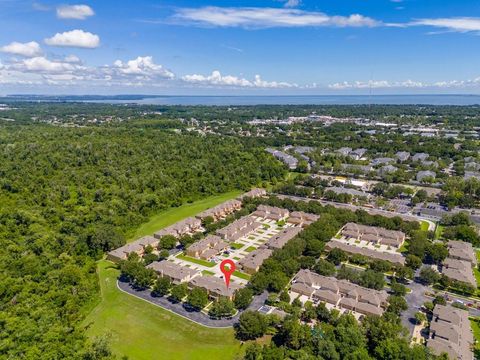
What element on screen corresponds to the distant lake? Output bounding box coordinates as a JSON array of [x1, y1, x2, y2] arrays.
[[83, 95, 480, 106]]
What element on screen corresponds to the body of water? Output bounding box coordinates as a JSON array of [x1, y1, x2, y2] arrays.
[[83, 95, 480, 106]]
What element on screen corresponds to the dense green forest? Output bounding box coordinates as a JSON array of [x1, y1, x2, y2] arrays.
[[0, 124, 285, 359], [2, 101, 480, 127]]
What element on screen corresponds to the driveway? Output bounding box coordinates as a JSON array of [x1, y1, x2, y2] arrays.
[[117, 279, 268, 328]]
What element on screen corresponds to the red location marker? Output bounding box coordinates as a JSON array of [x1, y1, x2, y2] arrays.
[[220, 259, 236, 289]]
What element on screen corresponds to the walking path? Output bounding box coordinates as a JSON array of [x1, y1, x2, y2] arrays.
[[117, 279, 268, 328]]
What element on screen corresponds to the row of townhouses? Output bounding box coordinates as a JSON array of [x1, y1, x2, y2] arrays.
[[290, 269, 389, 317], [427, 304, 474, 360], [441, 240, 477, 287]]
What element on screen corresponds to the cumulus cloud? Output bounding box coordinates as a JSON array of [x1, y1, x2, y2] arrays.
[[182, 70, 296, 88], [409, 17, 480, 33], [45, 29, 100, 48], [0, 55, 175, 88], [11, 56, 81, 73], [0, 41, 42, 57], [57, 4, 94, 20], [172, 7, 380, 28], [111, 56, 175, 79]]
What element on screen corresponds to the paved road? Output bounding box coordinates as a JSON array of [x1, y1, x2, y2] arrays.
[[402, 279, 428, 336], [117, 279, 268, 328], [402, 272, 480, 337]]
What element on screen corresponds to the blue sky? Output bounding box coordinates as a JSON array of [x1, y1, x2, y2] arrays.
[[1, 0, 480, 95]]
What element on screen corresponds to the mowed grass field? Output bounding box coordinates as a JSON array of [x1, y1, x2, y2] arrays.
[[129, 191, 242, 241], [83, 260, 242, 360]]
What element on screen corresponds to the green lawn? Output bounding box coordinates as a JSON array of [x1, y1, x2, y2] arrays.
[[420, 220, 430, 232], [129, 191, 242, 241], [83, 260, 241, 360], [245, 246, 257, 253], [202, 270, 215, 276], [470, 318, 480, 358], [233, 271, 251, 280], [397, 241, 409, 253], [176, 253, 216, 268], [230, 243, 244, 250], [434, 224, 444, 240], [474, 252, 480, 287]]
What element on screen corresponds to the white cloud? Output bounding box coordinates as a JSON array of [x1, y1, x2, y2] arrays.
[[182, 70, 296, 88], [63, 54, 82, 63], [410, 17, 480, 33], [173, 7, 380, 28], [44, 29, 100, 48], [327, 78, 480, 90], [57, 4, 94, 20], [112, 56, 175, 79], [329, 79, 426, 89], [0, 54, 176, 88], [0, 41, 42, 57], [283, 0, 300, 8], [11, 56, 79, 73]]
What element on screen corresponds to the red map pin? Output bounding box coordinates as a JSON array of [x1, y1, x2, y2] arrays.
[[220, 259, 235, 289]]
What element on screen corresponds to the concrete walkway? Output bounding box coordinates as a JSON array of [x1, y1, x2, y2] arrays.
[[117, 279, 268, 328]]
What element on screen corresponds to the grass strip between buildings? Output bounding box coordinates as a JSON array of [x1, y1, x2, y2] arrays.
[[233, 271, 251, 280], [176, 253, 216, 268]]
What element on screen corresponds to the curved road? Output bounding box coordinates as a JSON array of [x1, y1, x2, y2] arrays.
[[117, 280, 268, 328]]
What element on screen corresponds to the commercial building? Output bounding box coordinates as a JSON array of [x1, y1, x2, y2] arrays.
[[427, 304, 473, 360], [291, 270, 388, 317]]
